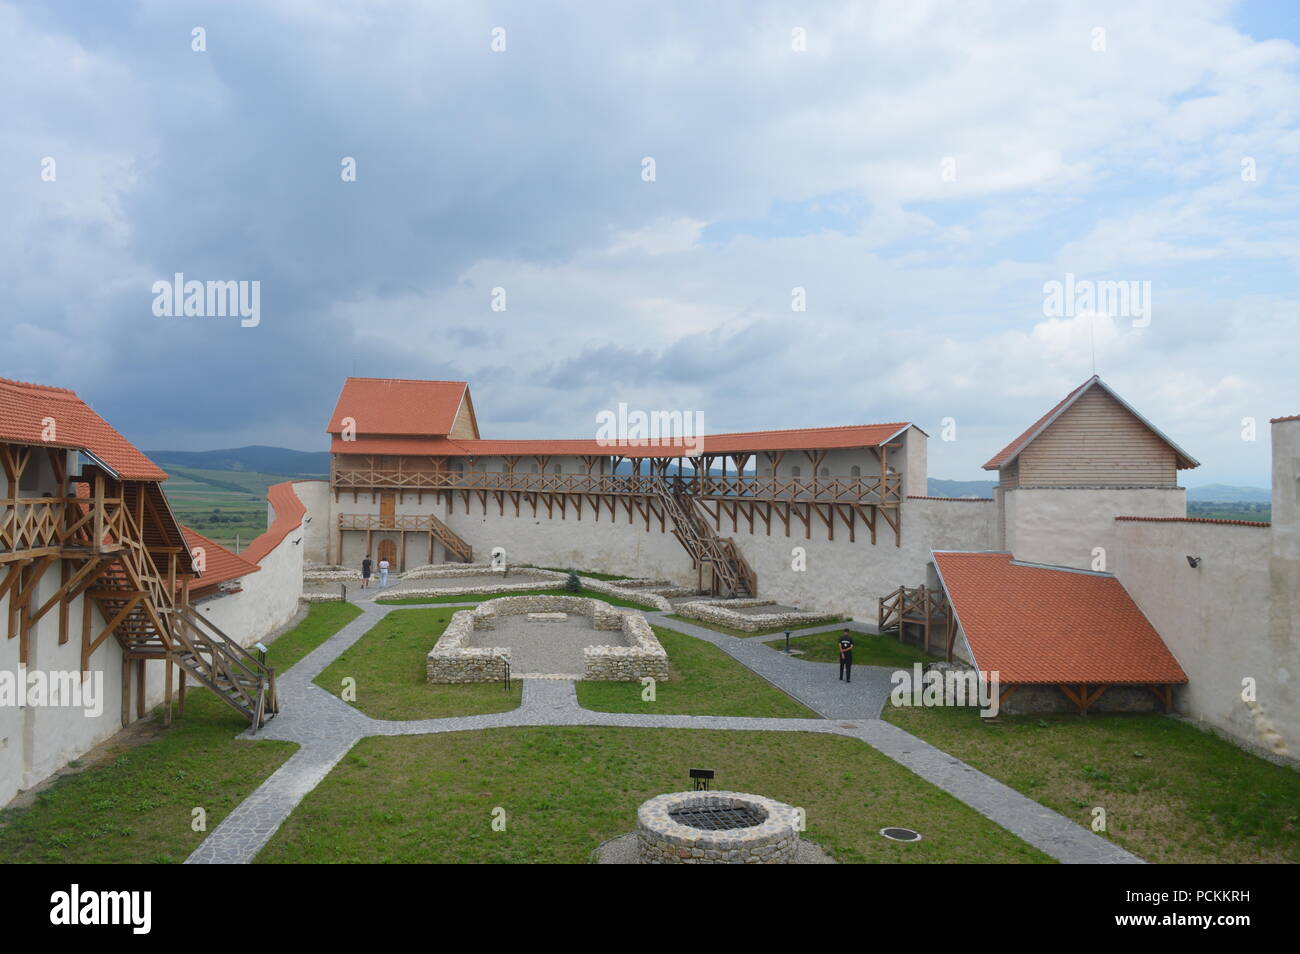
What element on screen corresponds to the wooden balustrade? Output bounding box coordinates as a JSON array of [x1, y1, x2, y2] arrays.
[[331, 469, 902, 504]]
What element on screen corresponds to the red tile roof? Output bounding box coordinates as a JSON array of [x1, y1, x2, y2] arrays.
[[907, 495, 994, 502], [180, 525, 260, 592], [326, 378, 469, 437], [982, 375, 1198, 471], [932, 551, 1187, 686], [1115, 516, 1270, 528], [240, 481, 306, 565], [1270, 414, 1300, 424], [0, 377, 167, 480], [333, 424, 915, 458]]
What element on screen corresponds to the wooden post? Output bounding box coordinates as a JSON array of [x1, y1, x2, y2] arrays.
[[136, 659, 146, 719], [121, 655, 130, 726], [163, 659, 173, 727]]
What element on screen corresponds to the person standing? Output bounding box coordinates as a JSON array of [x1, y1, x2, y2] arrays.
[[361, 554, 373, 589], [378, 556, 390, 587], [837, 629, 854, 683]]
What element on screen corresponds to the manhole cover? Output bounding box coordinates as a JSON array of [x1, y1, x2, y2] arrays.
[[880, 827, 922, 842], [669, 805, 765, 831]]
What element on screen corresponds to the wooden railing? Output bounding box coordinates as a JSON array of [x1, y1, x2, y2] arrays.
[[332, 469, 903, 504], [337, 512, 472, 562], [1, 493, 128, 558]]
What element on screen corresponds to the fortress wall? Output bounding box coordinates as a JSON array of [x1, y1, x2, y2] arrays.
[[734, 497, 998, 623], [1113, 519, 1292, 762], [1, 581, 171, 805], [318, 489, 997, 622], [1003, 487, 1186, 571]]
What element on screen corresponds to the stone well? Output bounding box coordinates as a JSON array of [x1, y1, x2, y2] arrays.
[[636, 791, 800, 864]]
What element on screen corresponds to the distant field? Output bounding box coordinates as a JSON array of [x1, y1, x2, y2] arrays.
[[158, 466, 284, 548], [1186, 501, 1271, 524]]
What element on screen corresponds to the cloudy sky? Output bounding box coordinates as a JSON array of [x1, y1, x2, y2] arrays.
[[2, 0, 1297, 485]]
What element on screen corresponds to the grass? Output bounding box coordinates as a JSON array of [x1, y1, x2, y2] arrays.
[[883, 705, 1300, 864], [0, 691, 296, 864], [764, 630, 944, 667], [265, 601, 362, 672], [378, 587, 658, 612], [254, 727, 1052, 864], [575, 626, 817, 718], [0, 600, 366, 863], [314, 608, 521, 719], [666, 614, 844, 638]]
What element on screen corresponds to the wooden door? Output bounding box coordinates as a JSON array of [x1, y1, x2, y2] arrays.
[[379, 493, 395, 528], [377, 538, 396, 566]]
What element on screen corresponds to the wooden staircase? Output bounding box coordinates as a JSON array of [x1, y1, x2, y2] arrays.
[[428, 511, 473, 563], [653, 479, 756, 598], [81, 510, 278, 730]]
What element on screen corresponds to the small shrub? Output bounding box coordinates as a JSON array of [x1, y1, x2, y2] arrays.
[[564, 570, 581, 593]]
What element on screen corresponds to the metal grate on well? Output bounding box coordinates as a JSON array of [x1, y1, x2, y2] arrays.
[[669, 805, 765, 831]]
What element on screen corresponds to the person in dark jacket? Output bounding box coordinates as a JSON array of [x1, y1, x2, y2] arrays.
[[361, 554, 373, 589], [837, 630, 854, 683]]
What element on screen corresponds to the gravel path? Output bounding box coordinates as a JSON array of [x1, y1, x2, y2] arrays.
[[184, 590, 1142, 866]]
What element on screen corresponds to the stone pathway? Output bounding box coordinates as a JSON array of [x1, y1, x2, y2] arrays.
[[185, 593, 1142, 865]]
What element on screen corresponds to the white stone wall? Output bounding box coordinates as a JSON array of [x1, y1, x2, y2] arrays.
[[1, 480, 308, 808], [194, 509, 305, 648], [1003, 486, 1186, 571], [1114, 518, 1294, 763]]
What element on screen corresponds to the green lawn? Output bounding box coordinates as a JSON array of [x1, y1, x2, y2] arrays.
[[765, 630, 944, 667], [0, 690, 296, 864], [884, 705, 1300, 864], [254, 727, 1051, 864], [314, 608, 521, 719], [378, 587, 658, 612], [0, 601, 367, 864], [265, 602, 362, 672], [667, 614, 844, 638], [576, 626, 816, 718]]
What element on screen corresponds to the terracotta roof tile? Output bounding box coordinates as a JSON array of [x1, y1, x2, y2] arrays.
[[1270, 414, 1300, 424], [180, 525, 260, 592], [1115, 516, 1270, 528], [0, 377, 167, 480], [933, 551, 1187, 686], [326, 378, 468, 437], [333, 424, 915, 458], [240, 481, 306, 564]]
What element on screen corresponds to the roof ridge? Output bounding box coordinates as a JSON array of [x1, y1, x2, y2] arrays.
[[0, 376, 78, 394]]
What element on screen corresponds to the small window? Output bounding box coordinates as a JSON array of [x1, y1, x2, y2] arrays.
[[850, 465, 861, 478], [553, 464, 562, 475], [790, 466, 801, 478], [819, 467, 829, 477]]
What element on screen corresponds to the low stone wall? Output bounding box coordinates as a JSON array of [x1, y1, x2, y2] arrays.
[[579, 576, 674, 611], [402, 563, 566, 582], [300, 592, 344, 604], [637, 792, 800, 864], [426, 595, 667, 683], [303, 564, 362, 582], [675, 598, 841, 632], [584, 611, 669, 682]]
